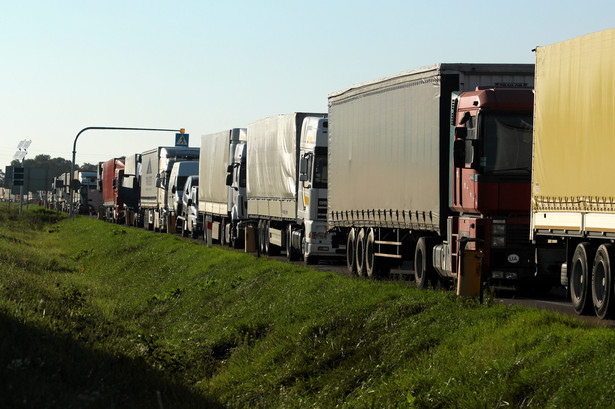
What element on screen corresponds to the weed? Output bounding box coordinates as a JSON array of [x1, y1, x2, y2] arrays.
[[198, 278, 217, 291], [147, 287, 184, 303]]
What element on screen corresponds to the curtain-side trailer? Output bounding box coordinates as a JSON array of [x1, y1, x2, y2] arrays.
[[531, 28, 615, 318]]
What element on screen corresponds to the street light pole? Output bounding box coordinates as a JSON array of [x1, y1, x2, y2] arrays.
[[69, 126, 183, 219]]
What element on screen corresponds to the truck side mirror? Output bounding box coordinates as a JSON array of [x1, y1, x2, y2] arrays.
[[155, 174, 161, 188], [299, 156, 308, 174], [299, 174, 308, 182], [172, 185, 176, 194], [225, 173, 233, 187], [454, 126, 467, 139], [187, 198, 193, 206], [227, 164, 233, 173]]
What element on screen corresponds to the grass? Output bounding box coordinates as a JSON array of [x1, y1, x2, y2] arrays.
[[1, 204, 615, 408]]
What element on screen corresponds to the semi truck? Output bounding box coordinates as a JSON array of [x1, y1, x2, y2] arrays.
[[167, 160, 199, 232], [76, 171, 102, 214], [99, 158, 126, 222], [531, 28, 615, 318], [121, 153, 141, 226], [248, 113, 337, 264], [328, 63, 539, 287], [179, 175, 200, 238], [198, 128, 247, 248], [139, 146, 199, 232]]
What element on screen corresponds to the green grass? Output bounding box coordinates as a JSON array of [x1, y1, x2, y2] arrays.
[[1, 204, 614, 408]]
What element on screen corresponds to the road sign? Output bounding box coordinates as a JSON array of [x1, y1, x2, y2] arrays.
[[175, 133, 189, 147], [13, 167, 24, 186]]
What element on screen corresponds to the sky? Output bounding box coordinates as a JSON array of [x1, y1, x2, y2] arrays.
[[1, 1, 614, 171]]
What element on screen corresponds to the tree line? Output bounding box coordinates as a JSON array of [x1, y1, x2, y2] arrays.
[[0, 155, 97, 188]]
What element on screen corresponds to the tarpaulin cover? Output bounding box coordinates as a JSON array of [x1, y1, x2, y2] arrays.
[[532, 28, 615, 213], [199, 130, 232, 208]]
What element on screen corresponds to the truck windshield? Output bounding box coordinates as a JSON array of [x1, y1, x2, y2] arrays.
[[312, 147, 328, 189], [481, 112, 533, 177], [239, 158, 246, 188], [177, 176, 188, 196]]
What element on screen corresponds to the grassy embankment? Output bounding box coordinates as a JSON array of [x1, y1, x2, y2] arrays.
[[1, 204, 615, 408]]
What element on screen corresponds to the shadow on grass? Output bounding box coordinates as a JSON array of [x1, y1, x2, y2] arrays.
[[0, 311, 224, 409]]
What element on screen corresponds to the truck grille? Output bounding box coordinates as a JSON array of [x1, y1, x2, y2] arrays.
[[506, 223, 530, 247]]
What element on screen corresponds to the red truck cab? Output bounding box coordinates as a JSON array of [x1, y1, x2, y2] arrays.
[[449, 87, 535, 288], [101, 158, 126, 222]]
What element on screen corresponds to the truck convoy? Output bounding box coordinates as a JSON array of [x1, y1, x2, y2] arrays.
[[248, 113, 337, 264], [48, 28, 615, 320], [327, 64, 538, 287], [198, 128, 247, 247], [139, 146, 199, 232], [531, 28, 615, 318]]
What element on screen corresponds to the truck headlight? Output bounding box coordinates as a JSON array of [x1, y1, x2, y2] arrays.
[[491, 222, 506, 248], [491, 236, 506, 247], [310, 232, 327, 240]]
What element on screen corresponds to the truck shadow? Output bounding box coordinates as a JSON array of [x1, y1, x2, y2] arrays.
[[0, 311, 225, 409]]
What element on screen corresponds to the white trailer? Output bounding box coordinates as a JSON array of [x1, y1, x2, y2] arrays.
[[247, 113, 338, 264], [198, 128, 247, 248]]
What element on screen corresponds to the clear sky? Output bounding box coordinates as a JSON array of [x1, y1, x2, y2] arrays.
[[1, 1, 614, 171]]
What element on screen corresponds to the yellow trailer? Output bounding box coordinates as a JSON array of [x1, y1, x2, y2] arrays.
[[532, 28, 615, 318]]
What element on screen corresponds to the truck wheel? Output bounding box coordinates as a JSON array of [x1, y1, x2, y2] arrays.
[[263, 222, 270, 255], [256, 221, 264, 254], [181, 220, 187, 237], [570, 242, 594, 315], [415, 237, 434, 289], [347, 229, 357, 275], [356, 228, 366, 277], [304, 254, 318, 266], [286, 225, 298, 261], [221, 218, 228, 247], [365, 229, 378, 278], [592, 244, 615, 319]]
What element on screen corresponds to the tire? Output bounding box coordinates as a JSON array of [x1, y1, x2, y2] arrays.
[[304, 255, 318, 266], [570, 242, 594, 315], [257, 221, 265, 254], [286, 225, 298, 261], [263, 222, 270, 255], [364, 229, 378, 279], [347, 229, 357, 275], [414, 237, 434, 290], [592, 244, 615, 319], [181, 219, 187, 237], [356, 228, 366, 277]]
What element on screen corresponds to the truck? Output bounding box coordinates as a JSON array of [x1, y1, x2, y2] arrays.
[[52, 173, 70, 212], [179, 175, 200, 238], [99, 158, 127, 222], [247, 113, 337, 264], [198, 128, 247, 248], [531, 28, 615, 318], [328, 63, 538, 288], [167, 160, 199, 232], [76, 171, 102, 214], [121, 153, 141, 226], [139, 146, 199, 232]]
